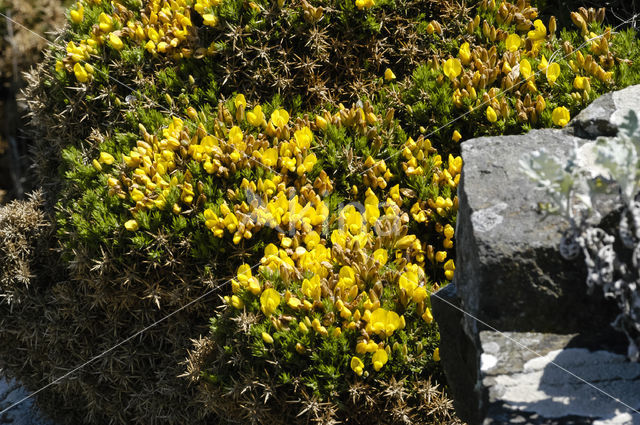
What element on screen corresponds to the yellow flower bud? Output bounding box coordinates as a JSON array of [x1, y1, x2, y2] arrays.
[[384, 68, 396, 81], [124, 219, 139, 231], [261, 332, 274, 344], [109, 33, 124, 51], [486, 106, 498, 123], [70, 3, 84, 24]]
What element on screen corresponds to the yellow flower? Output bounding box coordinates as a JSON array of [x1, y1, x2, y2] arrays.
[[422, 308, 434, 324], [228, 126, 243, 146], [433, 347, 440, 362], [411, 285, 427, 303], [341, 205, 363, 235], [261, 332, 274, 344], [202, 13, 218, 27], [124, 219, 139, 231], [443, 224, 454, 239], [294, 126, 313, 150], [109, 33, 124, 51], [261, 147, 278, 168], [355, 0, 374, 9], [452, 130, 462, 142], [351, 356, 364, 375], [315, 115, 328, 130], [234, 94, 246, 110], [260, 288, 281, 316], [369, 308, 402, 337], [399, 270, 419, 298], [443, 58, 462, 80], [145, 40, 156, 54], [247, 105, 265, 127], [546, 63, 560, 85], [364, 193, 380, 225], [435, 251, 447, 262], [231, 295, 244, 309], [573, 76, 590, 91], [520, 59, 532, 80], [372, 348, 388, 371], [396, 234, 416, 249], [99, 152, 115, 165], [505, 34, 521, 52], [384, 68, 396, 81], [287, 296, 301, 309], [552, 106, 570, 127], [304, 231, 320, 249], [527, 19, 547, 41], [301, 275, 321, 301], [70, 2, 83, 24], [538, 55, 548, 71], [486, 106, 498, 123], [73, 63, 89, 83], [458, 42, 471, 65], [271, 109, 290, 128], [444, 259, 455, 280], [98, 12, 113, 33], [373, 249, 388, 265]]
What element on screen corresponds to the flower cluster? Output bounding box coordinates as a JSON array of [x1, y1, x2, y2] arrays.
[[225, 197, 440, 377], [57, 0, 221, 82], [92, 93, 458, 383], [431, 0, 619, 139]]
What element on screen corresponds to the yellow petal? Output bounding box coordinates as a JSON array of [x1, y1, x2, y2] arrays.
[[546, 63, 560, 85], [443, 58, 462, 80], [505, 34, 521, 52]]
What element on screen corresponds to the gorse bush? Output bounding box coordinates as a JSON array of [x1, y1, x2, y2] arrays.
[[1, 0, 639, 423]]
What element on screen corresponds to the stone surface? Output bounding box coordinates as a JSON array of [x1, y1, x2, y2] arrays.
[[480, 331, 640, 425], [434, 84, 640, 425], [454, 128, 620, 335], [431, 284, 481, 424], [0, 376, 55, 425], [570, 85, 640, 140]]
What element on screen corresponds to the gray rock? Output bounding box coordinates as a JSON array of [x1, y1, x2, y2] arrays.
[[435, 84, 640, 425], [480, 331, 640, 425], [432, 284, 481, 424], [455, 127, 619, 334], [570, 85, 640, 139]]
